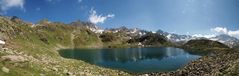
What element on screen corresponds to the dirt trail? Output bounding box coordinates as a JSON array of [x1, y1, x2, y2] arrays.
[[71, 31, 76, 48]]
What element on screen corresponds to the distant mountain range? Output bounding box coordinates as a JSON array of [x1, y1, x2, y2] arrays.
[[3, 15, 236, 48], [155, 29, 239, 48], [81, 24, 239, 48], [209, 34, 239, 48]]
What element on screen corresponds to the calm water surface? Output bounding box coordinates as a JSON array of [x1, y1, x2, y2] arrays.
[[59, 47, 204, 73]]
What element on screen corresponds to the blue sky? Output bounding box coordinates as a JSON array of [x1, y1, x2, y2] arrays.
[[1, 0, 239, 38]]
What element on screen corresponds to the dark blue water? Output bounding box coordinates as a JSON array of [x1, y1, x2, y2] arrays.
[[59, 47, 203, 73]]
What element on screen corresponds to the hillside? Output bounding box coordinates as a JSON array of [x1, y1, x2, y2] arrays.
[[0, 16, 172, 75], [183, 39, 229, 51], [149, 48, 239, 76], [127, 32, 172, 47], [0, 16, 130, 76]]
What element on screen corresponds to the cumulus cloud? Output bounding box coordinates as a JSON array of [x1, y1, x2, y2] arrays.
[[211, 27, 239, 38], [228, 30, 239, 37], [88, 8, 115, 24], [0, 0, 25, 13], [211, 27, 228, 34]]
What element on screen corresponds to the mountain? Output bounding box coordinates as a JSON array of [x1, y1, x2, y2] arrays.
[[156, 29, 239, 48], [183, 39, 229, 50], [0, 16, 131, 75], [99, 26, 168, 48], [70, 21, 104, 34], [105, 26, 147, 37], [156, 29, 193, 45], [70, 22, 239, 48], [209, 34, 239, 48], [127, 32, 170, 46]]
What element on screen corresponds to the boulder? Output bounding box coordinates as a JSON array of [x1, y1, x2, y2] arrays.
[[2, 67, 9, 73], [66, 72, 75, 76], [52, 67, 58, 71], [0, 40, 5, 45], [1, 55, 26, 63], [40, 73, 45, 76], [0, 40, 5, 49]]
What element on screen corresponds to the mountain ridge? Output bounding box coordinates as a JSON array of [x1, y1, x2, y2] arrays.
[[3, 16, 238, 48]]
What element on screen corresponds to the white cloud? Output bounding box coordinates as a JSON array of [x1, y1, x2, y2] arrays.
[[211, 27, 239, 38], [192, 34, 216, 38], [211, 27, 228, 34], [0, 0, 25, 13], [228, 30, 239, 37], [88, 8, 115, 24], [192, 27, 239, 39]]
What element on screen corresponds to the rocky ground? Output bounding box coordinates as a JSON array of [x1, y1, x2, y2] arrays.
[[1, 42, 239, 76], [2, 39, 239, 76], [139, 49, 239, 76], [0, 46, 130, 76]]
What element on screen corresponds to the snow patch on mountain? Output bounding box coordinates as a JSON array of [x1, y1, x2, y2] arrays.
[[86, 25, 104, 34], [166, 34, 172, 40], [192, 34, 216, 38], [208, 34, 239, 48], [156, 29, 239, 48], [106, 27, 147, 37]]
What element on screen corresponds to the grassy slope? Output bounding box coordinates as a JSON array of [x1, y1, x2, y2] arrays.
[[0, 17, 129, 76], [183, 39, 229, 51]]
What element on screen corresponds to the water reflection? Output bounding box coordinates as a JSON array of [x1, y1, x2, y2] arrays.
[[59, 47, 203, 73]]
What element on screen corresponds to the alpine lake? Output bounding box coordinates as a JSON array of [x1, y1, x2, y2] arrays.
[[59, 47, 208, 74]]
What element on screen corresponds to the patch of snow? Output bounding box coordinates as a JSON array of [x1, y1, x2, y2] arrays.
[[113, 30, 119, 33], [86, 25, 105, 34], [152, 31, 156, 33], [138, 42, 142, 46], [192, 34, 216, 38], [142, 32, 146, 35], [166, 34, 172, 39], [130, 28, 138, 34], [31, 24, 35, 27], [96, 29, 104, 34], [90, 28, 104, 34], [139, 32, 142, 35], [209, 38, 218, 41], [0, 40, 5, 45]]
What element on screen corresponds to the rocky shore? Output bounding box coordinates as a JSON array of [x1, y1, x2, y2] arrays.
[[140, 49, 239, 76]]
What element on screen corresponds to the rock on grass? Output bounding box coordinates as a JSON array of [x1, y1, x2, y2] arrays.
[[1, 55, 27, 63], [2, 67, 9, 73]]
